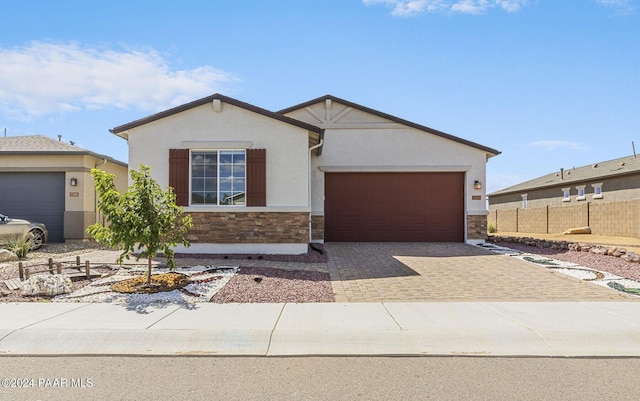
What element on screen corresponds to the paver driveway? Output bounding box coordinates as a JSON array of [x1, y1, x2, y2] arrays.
[[325, 242, 637, 302]]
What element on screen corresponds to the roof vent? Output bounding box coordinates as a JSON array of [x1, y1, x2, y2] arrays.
[[593, 163, 598, 168], [621, 162, 626, 166]]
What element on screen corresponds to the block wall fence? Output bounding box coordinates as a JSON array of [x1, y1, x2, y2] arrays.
[[488, 199, 640, 238]]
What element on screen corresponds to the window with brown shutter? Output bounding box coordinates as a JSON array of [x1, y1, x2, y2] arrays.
[[246, 149, 266, 206], [169, 149, 189, 206], [170, 148, 266, 207]]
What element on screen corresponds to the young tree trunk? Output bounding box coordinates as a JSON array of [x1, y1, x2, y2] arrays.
[[146, 255, 152, 287]]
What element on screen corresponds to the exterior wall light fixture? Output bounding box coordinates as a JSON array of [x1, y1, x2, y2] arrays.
[[474, 180, 482, 190], [70, 178, 78, 186]]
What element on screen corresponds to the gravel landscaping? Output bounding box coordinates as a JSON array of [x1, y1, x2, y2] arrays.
[[0, 242, 334, 304], [492, 241, 640, 281]]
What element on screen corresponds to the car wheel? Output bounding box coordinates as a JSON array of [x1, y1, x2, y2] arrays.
[[28, 229, 45, 250]]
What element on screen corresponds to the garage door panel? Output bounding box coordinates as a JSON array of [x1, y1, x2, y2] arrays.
[[0, 173, 65, 242], [325, 172, 464, 242]]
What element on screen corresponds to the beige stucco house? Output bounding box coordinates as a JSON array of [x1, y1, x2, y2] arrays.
[[111, 94, 500, 254], [0, 135, 128, 242], [488, 155, 640, 238]]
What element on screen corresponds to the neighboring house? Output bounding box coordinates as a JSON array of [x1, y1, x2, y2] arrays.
[[110, 94, 500, 254], [0, 135, 128, 242], [488, 155, 640, 238]]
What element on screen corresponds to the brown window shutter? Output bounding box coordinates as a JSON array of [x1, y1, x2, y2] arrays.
[[169, 149, 189, 206], [246, 148, 266, 206]]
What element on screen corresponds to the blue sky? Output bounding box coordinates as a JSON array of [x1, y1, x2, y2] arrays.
[[1, 0, 638, 193]]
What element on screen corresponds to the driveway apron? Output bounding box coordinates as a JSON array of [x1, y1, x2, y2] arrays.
[[325, 242, 637, 302]]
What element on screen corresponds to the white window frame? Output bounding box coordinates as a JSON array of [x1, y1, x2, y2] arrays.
[[190, 149, 246, 207], [521, 194, 528, 209], [576, 185, 586, 201], [562, 187, 571, 202], [592, 183, 603, 199]]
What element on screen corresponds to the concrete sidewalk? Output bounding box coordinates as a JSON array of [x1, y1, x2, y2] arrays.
[[1, 302, 640, 357]]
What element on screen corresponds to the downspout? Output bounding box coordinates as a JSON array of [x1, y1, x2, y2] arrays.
[[308, 138, 324, 243]]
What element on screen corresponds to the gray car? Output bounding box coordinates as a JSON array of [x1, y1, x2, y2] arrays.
[[0, 213, 48, 250]]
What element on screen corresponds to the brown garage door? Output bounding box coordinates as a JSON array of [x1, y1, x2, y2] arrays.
[[325, 172, 464, 242]]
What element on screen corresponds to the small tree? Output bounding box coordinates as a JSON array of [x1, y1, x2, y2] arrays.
[[87, 164, 193, 287]]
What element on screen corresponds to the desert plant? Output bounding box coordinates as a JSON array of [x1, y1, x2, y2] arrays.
[[487, 224, 497, 234], [3, 233, 32, 258], [87, 164, 193, 287]]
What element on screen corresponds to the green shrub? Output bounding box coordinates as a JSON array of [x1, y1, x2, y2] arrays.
[[487, 224, 497, 234]]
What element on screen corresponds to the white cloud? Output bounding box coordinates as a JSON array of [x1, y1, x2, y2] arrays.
[[0, 41, 239, 118], [597, 0, 631, 6], [362, 0, 529, 16], [596, 0, 636, 13], [528, 140, 589, 152]]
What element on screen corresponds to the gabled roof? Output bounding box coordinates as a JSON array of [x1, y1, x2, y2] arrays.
[[110, 93, 324, 137], [0, 135, 127, 166], [489, 154, 640, 196], [278, 95, 501, 158]]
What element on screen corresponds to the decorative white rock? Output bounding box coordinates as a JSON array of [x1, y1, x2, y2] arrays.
[[21, 275, 73, 297]]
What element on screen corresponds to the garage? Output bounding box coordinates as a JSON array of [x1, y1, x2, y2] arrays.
[[0, 173, 65, 242], [324, 172, 465, 242]]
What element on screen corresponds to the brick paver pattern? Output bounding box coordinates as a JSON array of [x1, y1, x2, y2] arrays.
[[325, 242, 638, 302]]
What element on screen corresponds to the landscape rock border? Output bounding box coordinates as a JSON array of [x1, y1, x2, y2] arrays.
[[488, 235, 640, 264]]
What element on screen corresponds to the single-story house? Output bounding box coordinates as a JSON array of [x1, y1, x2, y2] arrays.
[[488, 155, 640, 238], [0, 135, 128, 242], [110, 94, 500, 254]]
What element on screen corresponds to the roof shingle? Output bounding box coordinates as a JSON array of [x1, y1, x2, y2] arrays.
[[489, 154, 640, 196]]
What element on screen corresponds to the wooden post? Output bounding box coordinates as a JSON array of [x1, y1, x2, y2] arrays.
[[19, 262, 24, 281], [76, 255, 81, 266], [25, 267, 30, 280], [56, 263, 62, 275], [85, 260, 90, 279], [48, 258, 54, 274]]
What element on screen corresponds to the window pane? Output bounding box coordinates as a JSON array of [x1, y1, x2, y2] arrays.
[[204, 192, 217, 204], [233, 165, 245, 177], [232, 151, 245, 164], [191, 152, 206, 164], [220, 192, 233, 205], [220, 178, 232, 191], [220, 151, 233, 163], [233, 178, 245, 192], [219, 165, 232, 178], [192, 165, 204, 177], [204, 153, 217, 164], [192, 192, 205, 204], [204, 165, 216, 177], [231, 192, 246, 205], [204, 178, 217, 191], [192, 178, 205, 191]]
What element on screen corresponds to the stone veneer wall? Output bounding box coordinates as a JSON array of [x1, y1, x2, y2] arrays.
[[186, 212, 309, 243], [467, 214, 488, 240], [311, 215, 324, 242]]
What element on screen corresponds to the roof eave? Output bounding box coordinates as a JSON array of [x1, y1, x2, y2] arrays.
[[279, 95, 501, 157], [110, 93, 323, 135]]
